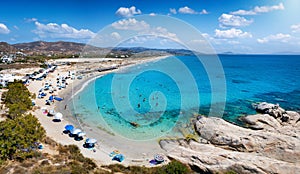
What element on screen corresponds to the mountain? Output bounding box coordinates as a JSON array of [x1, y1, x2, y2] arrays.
[[0, 42, 17, 53], [13, 41, 86, 52], [0, 41, 195, 58], [110, 47, 195, 56]]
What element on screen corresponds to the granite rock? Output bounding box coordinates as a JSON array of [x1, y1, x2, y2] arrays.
[[160, 103, 300, 173]]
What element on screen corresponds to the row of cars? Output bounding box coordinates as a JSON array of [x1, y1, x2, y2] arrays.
[[26, 65, 57, 81]]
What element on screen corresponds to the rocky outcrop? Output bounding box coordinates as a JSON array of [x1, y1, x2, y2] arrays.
[[160, 102, 300, 174], [252, 102, 286, 118], [241, 112, 300, 138], [160, 140, 300, 174]]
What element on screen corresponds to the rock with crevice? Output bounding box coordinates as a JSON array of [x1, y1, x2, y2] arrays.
[[241, 111, 300, 138], [253, 102, 286, 118], [160, 103, 300, 174], [195, 116, 300, 162], [161, 140, 300, 174]]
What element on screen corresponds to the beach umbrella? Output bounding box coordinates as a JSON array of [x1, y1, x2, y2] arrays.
[[71, 128, 82, 135], [47, 109, 55, 116], [112, 154, 124, 162], [77, 132, 86, 137], [85, 138, 97, 144], [64, 124, 74, 131], [48, 109, 55, 115], [49, 95, 54, 101], [154, 154, 164, 162], [54, 112, 63, 120]]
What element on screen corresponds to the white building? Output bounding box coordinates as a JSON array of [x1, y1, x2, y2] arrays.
[[1, 54, 16, 63], [0, 74, 25, 87]]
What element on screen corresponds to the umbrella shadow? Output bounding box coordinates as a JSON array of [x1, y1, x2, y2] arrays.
[[83, 143, 95, 148], [63, 130, 69, 134], [74, 136, 84, 141], [52, 119, 61, 122], [69, 133, 76, 137]]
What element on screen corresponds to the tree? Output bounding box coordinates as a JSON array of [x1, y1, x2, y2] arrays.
[[0, 114, 45, 161], [3, 81, 32, 119]]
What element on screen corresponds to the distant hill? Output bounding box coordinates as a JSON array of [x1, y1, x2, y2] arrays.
[[0, 41, 196, 58], [0, 42, 17, 53], [110, 47, 195, 56], [13, 41, 85, 52]]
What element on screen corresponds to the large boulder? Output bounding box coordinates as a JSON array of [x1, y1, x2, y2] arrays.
[[195, 116, 300, 162], [253, 102, 285, 118], [160, 103, 300, 173], [161, 140, 300, 174], [242, 113, 300, 138]]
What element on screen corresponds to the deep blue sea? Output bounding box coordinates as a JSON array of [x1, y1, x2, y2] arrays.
[[70, 55, 300, 140]]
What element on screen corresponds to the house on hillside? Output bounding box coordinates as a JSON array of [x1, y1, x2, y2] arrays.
[[1, 54, 16, 63], [16, 51, 27, 57]]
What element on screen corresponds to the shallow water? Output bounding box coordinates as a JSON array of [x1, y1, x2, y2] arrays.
[[70, 55, 300, 140]]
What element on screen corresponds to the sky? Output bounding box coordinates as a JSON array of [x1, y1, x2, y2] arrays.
[[1, 0, 300, 54]]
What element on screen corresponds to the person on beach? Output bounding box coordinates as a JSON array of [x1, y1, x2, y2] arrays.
[[64, 105, 67, 110]]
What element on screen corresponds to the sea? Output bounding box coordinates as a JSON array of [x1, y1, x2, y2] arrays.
[[69, 55, 300, 141]]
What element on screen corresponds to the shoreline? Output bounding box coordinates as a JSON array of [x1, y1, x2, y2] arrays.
[[69, 55, 171, 101], [28, 55, 171, 166]]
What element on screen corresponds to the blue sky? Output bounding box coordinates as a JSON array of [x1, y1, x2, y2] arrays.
[[0, 0, 300, 54]]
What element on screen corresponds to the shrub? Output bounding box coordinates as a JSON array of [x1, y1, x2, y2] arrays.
[[157, 160, 190, 174]]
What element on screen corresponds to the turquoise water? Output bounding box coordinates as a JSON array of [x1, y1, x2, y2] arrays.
[[70, 55, 300, 140]]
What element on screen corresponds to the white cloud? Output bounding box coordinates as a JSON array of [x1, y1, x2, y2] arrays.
[[115, 6, 141, 17], [178, 6, 198, 14], [149, 26, 178, 41], [254, 3, 284, 13], [33, 21, 95, 39], [111, 18, 150, 31], [173, 6, 209, 15], [228, 40, 240, 45], [257, 33, 291, 43], [231, 10, 256, 16], [201, 33, 210, 39], [189, 33, 217, 45], [0, 23, 10, 34], [231, 3, 284, 15], [215, 28, 252, 39], [111, 18, 179, 43], [111, 32, 121, 40], [218, 14, 253, 27], [25, 18, 38, 23], [169, 8, 177, 14], [200, 9, 209, 14], [291, 24, 300, 33], [127, 35, 152, 44]]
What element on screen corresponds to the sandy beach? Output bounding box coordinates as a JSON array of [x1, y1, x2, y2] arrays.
[[26, 56, 171, 166]]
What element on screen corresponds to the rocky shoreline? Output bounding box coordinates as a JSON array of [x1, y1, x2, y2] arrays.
[[160, 102, 300, 174]]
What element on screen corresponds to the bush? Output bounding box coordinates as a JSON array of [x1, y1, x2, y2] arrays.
[[58, 145, 97, 171], [104, 160, 190, 174], [157, 160, 190, 174]]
